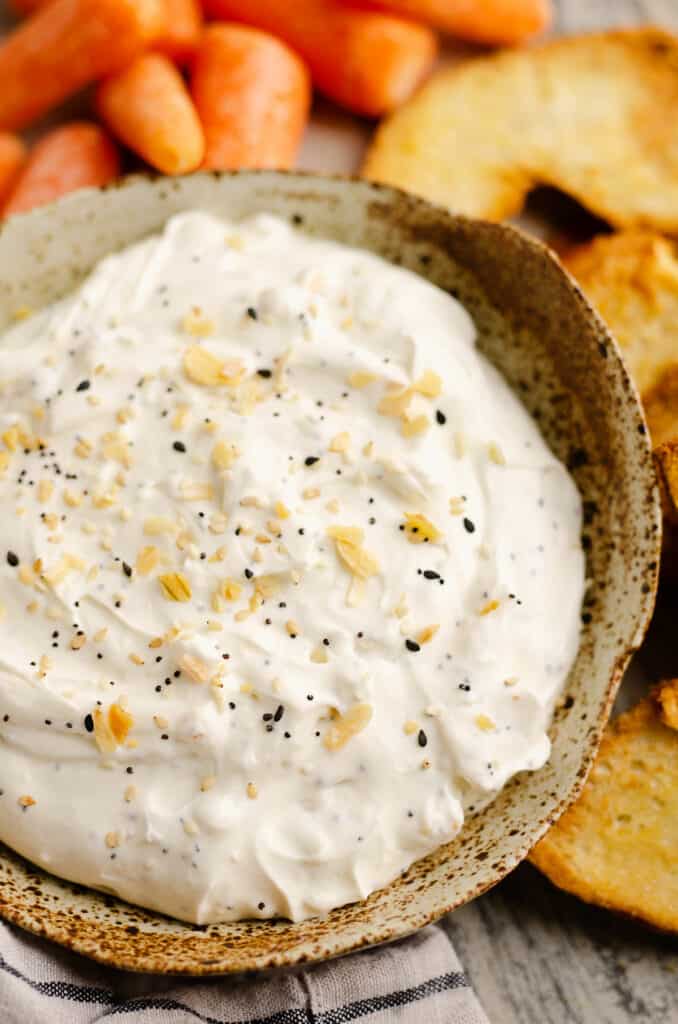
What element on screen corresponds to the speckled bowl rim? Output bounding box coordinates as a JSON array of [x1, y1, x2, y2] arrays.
[[0, 171, 661, 974]]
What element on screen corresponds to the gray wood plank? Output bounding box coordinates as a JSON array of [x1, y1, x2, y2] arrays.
[[445, 866, 678, 1024]]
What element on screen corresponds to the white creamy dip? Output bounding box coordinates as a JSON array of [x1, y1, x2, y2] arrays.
[[0, 212, 585, 923]]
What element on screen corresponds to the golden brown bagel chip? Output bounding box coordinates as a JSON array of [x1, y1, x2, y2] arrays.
[[563, 231, 678, 430], [363, 29, 678, 232], [530, 682, 678, 933], [563, 232, 678, 571]]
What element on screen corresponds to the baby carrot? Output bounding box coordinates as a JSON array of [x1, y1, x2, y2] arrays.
[[346, 0, 552, 45], [191, 24, 310, 170], [200, 0, 438, 117], [9, 0, 201, 62], [8, 0, 43, 15], [4, 122, 119, 217], [154, 0, 203, 63], [96, 53, 205, 175], [0, 0, 165, 131], [0, 134, 27, 207]]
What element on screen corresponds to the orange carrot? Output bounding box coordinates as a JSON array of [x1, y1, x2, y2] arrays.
[[191, 24, 310, 171], [0, 0, 165, 132], [345, 0, 552, 45], [96, 53, 204, 175], [0, 134, 27, 207], [4, 122, 119, 217], [154, 0, 203, 62], [200, 0, 438, 117], [8, 0, 44, 15], [9, 0, 202, 62]]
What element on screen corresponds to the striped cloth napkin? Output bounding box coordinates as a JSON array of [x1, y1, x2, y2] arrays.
[[0, 918, 488, 1023]]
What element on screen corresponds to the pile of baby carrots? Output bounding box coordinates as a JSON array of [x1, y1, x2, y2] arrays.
[[0, 0, 551, 217]]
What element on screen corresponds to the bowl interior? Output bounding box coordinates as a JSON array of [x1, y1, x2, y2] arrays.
[[0, 172, 660, 973]]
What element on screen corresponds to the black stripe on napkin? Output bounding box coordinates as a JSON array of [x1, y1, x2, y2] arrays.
[[1, 952, 468, 1023]]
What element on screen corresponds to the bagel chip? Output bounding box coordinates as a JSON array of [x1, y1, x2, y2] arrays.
[[363, 29, 678, 232], [530, 681, 678, 933], [563, 231, 678, 443]]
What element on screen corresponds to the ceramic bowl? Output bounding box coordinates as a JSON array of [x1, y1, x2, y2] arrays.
[[0, 172, 660, 973]]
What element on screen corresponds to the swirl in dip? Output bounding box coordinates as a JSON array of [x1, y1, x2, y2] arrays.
[[0, 212, 585, 923]]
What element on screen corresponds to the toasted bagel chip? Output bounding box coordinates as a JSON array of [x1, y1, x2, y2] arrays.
[[653, 441, 678, 578], [363, 29, 678, 232], [530, 681, 678, 933], [562, 232, 678, 575], [655, 441, 678, 526], [563, 231, 678, 432]]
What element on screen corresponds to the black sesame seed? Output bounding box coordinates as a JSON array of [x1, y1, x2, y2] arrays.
[[6, 551, 19, 567], [304, 456, 319, 466], [435, 410, 446, 425], [246, 307, 258, 320], [262, 713, 273, 722], [122, 562, 132, 578], [84, 713, 94, 732], [244, 568, 253, 579], [257, 368, 272, 378], [228, 701, 236, 710], [417, 729, 428, 747], [463, 517, 476, 533], [173, 441, 187, 453], [126, 766, 134, 774], [75, 379, 91, 392], [265, 723, 274, 733], [274, 705, 284, 722], [406, 639, 421, 652], [423, 570, 440, 580], [257, 901, 265, 910]]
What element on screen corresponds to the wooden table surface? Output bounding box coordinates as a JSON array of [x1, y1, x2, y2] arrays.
[[0, 1, 676, 1021]]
